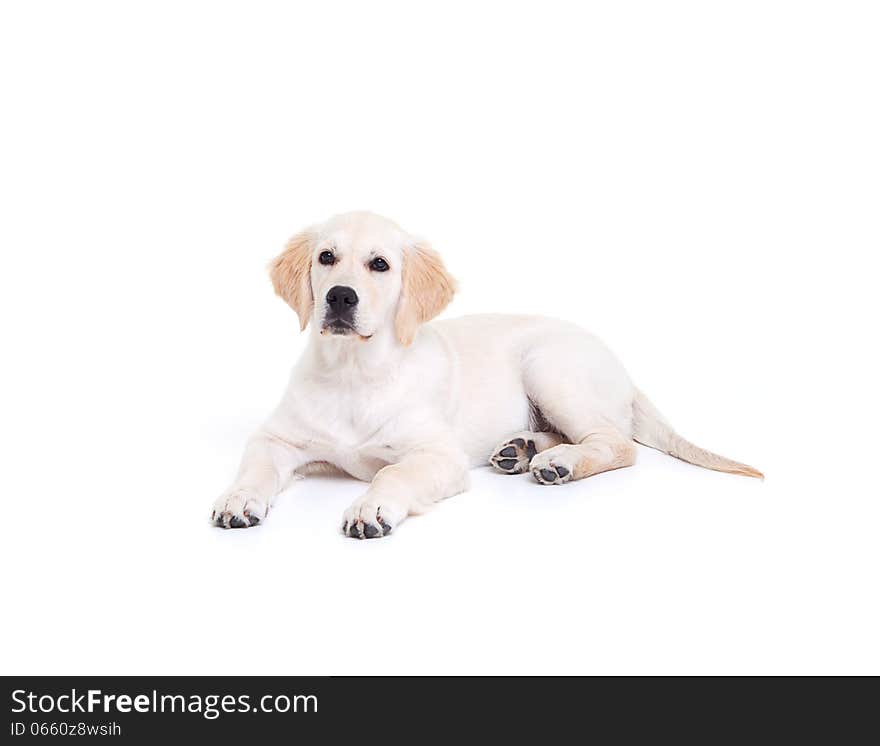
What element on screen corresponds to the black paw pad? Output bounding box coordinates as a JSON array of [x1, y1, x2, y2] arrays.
[[532, 464, 572, 485], [526, 440, 538, 460], [244, 514, 260, 526], [345, 517, 391, 539], [490, 438, 535, 475], [229, 516, 248, 528]]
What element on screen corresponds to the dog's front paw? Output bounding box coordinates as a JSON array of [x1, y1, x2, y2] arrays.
[[530, 448, 575, 486], [212, 489, 267, 528], [341, 497, 406, 540], [489, 436, 537, 474]]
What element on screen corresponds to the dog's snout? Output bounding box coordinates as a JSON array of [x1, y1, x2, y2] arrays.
[[326, 285, 359, 310]]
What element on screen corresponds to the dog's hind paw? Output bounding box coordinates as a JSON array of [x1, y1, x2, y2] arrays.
[[531, 464, 571, 485], [529, 448, 575, 485], [489, 435, 538, 474]]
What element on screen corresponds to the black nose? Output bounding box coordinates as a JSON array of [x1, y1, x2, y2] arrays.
[[326, 285, 358, 311]]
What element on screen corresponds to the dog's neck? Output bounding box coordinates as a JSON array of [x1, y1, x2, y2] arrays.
[[304, 324, 409, 383]]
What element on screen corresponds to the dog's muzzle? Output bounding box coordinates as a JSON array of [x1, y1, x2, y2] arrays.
[[323, 285, 359, 335]]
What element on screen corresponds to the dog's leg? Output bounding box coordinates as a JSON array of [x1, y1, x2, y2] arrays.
[[529, 424, 635, 485], [521, 348, 636, 485], [341, 447, 469, 539], [212, 432, 308, 528], [489, 431, 566, 474]]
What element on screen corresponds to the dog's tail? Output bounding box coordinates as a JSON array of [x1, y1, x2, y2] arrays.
[[631, 389, 763, 479]]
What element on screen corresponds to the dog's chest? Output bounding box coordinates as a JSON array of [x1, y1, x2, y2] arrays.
[[293, 378, 411, 455], [280, 342, 453, 477]]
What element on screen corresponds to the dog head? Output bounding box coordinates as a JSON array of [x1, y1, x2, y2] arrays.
[[270, 211, 456, 345]]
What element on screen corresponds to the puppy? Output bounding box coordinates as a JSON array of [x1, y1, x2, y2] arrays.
[[212, 211, 761, 538]]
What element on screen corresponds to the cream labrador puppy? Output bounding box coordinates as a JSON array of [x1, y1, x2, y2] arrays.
[[212, 211, 761, 538]]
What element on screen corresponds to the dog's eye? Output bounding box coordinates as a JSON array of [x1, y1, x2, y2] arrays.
[[318, 250, 336, 266], [369, 257, 389, 272]]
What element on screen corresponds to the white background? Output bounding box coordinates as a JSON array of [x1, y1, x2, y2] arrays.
[[1, 1, 878, 675]]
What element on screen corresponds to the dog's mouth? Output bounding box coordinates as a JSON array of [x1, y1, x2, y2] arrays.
[[320, 318, 372, 341]]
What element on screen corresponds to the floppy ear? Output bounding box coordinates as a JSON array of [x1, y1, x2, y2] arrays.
[[395, 242, 456, 346], [269, 230, 315, 331]]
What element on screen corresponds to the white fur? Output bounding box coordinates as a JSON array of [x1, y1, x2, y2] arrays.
[[212, 211, 761, 537]]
